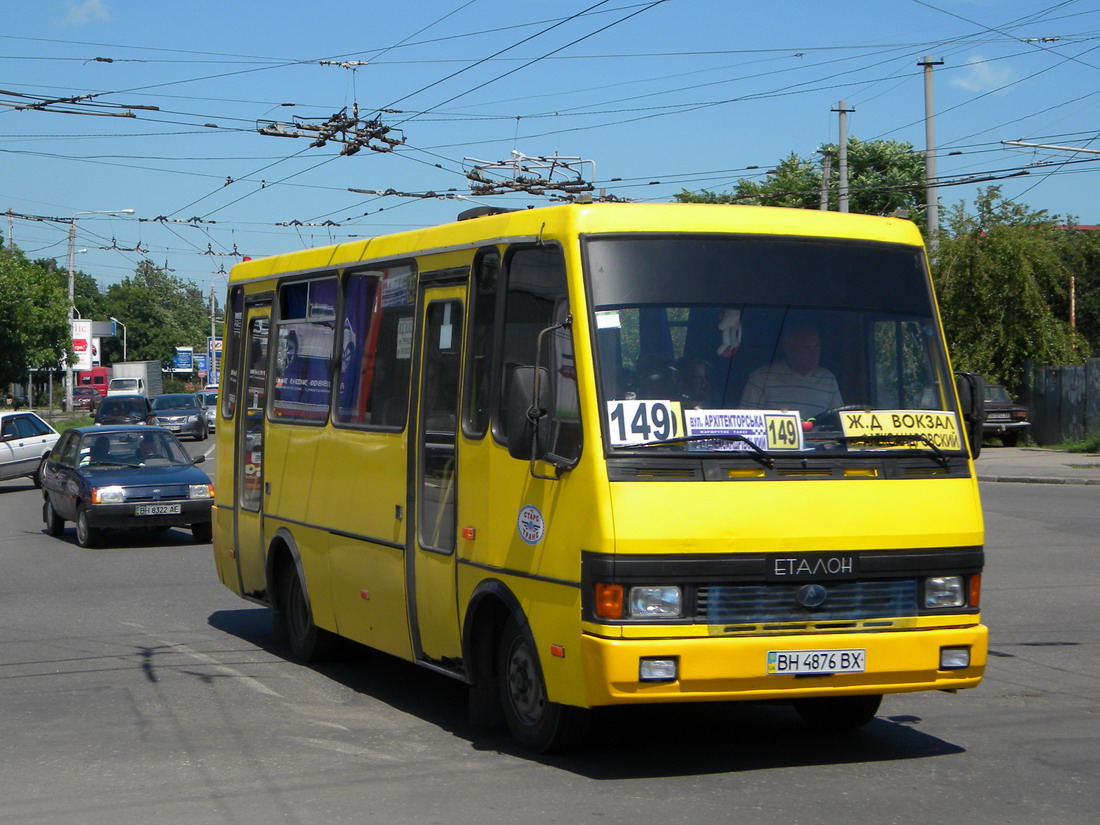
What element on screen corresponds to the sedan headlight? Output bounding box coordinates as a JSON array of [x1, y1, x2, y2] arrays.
[[924, 575, 965, 608], [189, 484, 214, 500], [92, 486, 126, 504], [629, 585, 682, 618]]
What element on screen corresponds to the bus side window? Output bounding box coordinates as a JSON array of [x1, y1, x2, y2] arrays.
[[494, 245, 581, 465], [336, 265, 416, 429], [462, 247, 500, 438]]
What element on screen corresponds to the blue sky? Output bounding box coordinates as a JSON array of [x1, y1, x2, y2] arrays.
[[3, 0, 1099, 293]]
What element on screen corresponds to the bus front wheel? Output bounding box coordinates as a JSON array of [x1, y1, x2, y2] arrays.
[[793, 694, 882, 730], [278, 559, 339, 662], [497, 617, 587, 753]]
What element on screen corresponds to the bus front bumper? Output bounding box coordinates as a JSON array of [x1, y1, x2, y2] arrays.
[[580, 624, 987, 706]]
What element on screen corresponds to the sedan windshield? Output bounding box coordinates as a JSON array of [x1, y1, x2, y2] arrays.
[[79, 430, 192, 466], [585, 235, 964, 456]]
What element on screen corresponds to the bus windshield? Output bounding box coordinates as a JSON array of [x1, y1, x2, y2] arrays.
[[585, 234, 964, 456]]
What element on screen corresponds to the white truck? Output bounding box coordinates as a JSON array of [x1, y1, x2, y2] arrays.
[[106, 361, 164, 398]]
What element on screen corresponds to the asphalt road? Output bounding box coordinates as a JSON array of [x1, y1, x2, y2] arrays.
[[0, 454, 1097, 825]]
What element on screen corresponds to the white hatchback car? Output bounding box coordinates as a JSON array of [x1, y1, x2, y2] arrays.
[[0, 410, 61, 487]]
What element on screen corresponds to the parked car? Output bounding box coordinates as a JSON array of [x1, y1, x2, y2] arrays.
[[94, 394, 154, 426], [1, 410, 60, 487], [151, 393, 209, 441], [63, 386, 101, 412], [40, 425, 214, 547], [983, 384, 1031, 446], [199, 390, 219, 431]]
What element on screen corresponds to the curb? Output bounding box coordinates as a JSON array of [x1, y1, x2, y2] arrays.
[[977, 475, 1100, 486]]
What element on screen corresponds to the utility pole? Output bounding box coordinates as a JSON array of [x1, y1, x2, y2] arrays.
[[832, 101, 855, 212], [66, 209, 133, 414], [210, 283, 218, 385], [919, 56, 945, 250]]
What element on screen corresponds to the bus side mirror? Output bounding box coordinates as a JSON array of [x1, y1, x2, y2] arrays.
[[503, 363, 550, 463], [954, 371, 986, 459]]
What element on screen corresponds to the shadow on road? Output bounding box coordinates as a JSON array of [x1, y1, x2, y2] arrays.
[[209, 606, 965, 778]]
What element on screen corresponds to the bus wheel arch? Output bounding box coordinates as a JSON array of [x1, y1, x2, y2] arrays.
[[462, 581, 587, 752], [267, 530, 339, 662], [462, 581, 517, 730]]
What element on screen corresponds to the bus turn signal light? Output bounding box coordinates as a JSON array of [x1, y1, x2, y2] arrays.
[[594, 583, 624, 619], [969, 573, 981, 608]]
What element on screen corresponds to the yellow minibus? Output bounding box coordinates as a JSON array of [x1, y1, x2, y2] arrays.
[[211, 203, 987, 751]]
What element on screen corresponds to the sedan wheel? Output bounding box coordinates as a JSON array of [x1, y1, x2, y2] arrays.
[[75, 507, 99, 548], [43, 499, 64, 537]]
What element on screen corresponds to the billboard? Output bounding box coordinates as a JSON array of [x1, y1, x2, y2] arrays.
[[71, 320, 93, 371], [173, 346, 194, 373]]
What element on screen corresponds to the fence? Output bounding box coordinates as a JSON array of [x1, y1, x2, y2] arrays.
[[1029, 358, 1100, 445]]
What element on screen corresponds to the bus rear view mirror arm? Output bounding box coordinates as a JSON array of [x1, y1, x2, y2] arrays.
[[505, 319, 572, 480]]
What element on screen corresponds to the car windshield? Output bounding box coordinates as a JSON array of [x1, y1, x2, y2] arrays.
[[153, 395, 198, 411], [585, 235, 964, 457], [100, 398, 146, 416], [78, 430, 191, 466], [985, 385, 1013, 403]]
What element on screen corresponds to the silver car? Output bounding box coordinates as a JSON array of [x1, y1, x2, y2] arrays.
[[1, 410, 60, 487], [199, 390, 218, 431], [150, 393, 209, 441]]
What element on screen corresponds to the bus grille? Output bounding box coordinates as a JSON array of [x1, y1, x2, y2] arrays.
[[697, 579, 918, 624]]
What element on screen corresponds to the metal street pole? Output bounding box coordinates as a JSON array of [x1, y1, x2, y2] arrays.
[[919, 57, 944, 251], [66, 209, 133, 413], [109, 317, 127, 361]]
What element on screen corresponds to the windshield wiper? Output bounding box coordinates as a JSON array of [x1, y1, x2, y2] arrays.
[[837, 433, 951, 469], [612, 434, 775, 468]]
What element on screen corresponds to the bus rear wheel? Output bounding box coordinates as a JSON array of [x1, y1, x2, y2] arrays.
[[497, 617, 587, 753], [793, 694, 882, 730], [278, 559, 339, 662]]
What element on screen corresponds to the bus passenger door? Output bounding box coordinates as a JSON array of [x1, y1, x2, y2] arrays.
[[410, 287, 465, 662], [233, 309, 271, 598]]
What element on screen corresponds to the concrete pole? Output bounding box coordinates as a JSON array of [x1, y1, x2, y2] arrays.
[[833, 101, 855, 212], [819, 151, 832, 210], [919, 57, 944, 249]]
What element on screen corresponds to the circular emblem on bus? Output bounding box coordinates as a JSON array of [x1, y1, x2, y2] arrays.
[[796, 583, 828, 608], [517, 505, 545, 545]]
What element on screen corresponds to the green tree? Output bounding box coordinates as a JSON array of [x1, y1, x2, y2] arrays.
[[1049, 222, 1100, 355], [0, 244, 72, 386], [102, 260, 211, 367], [933, 187, 1085, 395], [675, 138, 928, 227], [35, 257, 108, 322]]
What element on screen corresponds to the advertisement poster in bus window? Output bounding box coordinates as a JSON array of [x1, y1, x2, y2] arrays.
[[272, 279, 337, 420], [337, 273, 377, 420]]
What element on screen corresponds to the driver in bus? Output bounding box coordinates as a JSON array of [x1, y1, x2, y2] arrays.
[[739, 323, 842, 418]]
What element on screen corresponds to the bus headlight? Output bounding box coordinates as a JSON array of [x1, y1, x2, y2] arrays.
[[924, 575, 965, 608], [629, 586, 682, 619]]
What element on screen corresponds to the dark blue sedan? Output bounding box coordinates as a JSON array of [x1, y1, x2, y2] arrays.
[[40, 425, 214, 547]]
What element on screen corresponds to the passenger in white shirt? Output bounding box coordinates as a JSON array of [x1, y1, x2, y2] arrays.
[[739, 324, 842, 418]]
